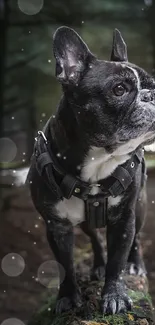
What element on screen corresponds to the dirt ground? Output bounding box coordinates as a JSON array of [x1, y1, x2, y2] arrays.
[[0, 170, 155, 323]]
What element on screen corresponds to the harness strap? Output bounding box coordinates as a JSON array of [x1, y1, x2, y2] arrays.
[[34, 132, 64, 200], [34, 133, 91, 200], [60, 174, 91, 200], [85, 195, 108, 228], [33, 125, 143, 204], [37, 152, 52, 172], [102, 152, 141, 197], [141, 157, 147, 186], [108, 167, 132, 197], [31, 125, 146, 229]]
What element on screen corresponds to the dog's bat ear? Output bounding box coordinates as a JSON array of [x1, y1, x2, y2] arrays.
[[53, 26, 95, 86], [110, 29, 128, 62]]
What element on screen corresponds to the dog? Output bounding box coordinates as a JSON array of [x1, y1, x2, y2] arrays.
[[27, 26, 155, 315]]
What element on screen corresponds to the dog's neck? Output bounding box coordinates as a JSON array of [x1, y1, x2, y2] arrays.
[[49, 96, 89, 176], [49, 96, 131, 182]]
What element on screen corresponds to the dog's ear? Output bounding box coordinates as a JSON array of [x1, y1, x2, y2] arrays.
[[53, 26, 95, 85], [110, 29, 128, 62]]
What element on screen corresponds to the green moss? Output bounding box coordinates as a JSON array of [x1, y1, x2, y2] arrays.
[[28, 297, 71, 325], [105, 315, 128, 325], [28, 291, 153, 325], [28, 277, 154, 325], [128, 290, 145, 302], [93, 312, 128, 324]]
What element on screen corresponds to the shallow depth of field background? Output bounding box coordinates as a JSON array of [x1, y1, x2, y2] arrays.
[[0, 0, 155, 323]]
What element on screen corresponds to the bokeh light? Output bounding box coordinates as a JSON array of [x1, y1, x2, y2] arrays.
[[1, 319, 25, 325], [1, 253, 25, 277], [0, 138, 17, 163], [37, 260, 65, 288], [144, 0, 152, 6], [18, 0, 44, 15]]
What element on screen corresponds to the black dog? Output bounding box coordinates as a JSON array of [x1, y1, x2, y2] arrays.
[[28, 27, 155, 315]]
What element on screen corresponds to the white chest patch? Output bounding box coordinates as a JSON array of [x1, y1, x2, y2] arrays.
[[55, 195, 85, 226], [81, 147, 130, 181], [55, 146, 129, 226], [55, 194, 122, 226]]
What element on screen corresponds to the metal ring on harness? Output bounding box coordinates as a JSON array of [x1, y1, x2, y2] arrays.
[[38, 131, 48, 144]]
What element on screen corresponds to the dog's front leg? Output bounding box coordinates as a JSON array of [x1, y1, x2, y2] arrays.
[[101, 206, 135, 314], [46, 217, 82, 314]]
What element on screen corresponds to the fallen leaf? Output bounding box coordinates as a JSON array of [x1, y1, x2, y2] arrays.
[[128, 313, 134, 321], [136, 319, 149, 325]]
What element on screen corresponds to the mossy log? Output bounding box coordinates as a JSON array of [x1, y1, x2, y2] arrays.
[[29, 274, 154, 325]]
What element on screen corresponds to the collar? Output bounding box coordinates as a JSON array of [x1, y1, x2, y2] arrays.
[[32, 122, 143, 202]]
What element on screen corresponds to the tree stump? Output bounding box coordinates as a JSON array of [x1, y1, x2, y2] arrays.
[[28, 274, 155, 325]]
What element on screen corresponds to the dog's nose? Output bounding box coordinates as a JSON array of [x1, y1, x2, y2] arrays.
[[140, 89, 154, 102]]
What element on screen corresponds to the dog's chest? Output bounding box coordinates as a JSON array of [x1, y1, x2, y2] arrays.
[[55, 147, 129, 226]]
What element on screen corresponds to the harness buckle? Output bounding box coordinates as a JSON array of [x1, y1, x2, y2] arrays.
[[89, 183, 101, 188]]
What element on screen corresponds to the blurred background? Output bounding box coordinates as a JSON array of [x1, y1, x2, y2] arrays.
[[0, 0, 155, 323]]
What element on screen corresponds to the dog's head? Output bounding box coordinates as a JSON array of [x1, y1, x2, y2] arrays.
[[53, 26, 155, 154]]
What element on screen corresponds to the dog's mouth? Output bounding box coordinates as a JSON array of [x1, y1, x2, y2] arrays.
[[142, 136, 155, 147], [117, 134, 155, 150], [118, 139, 127, 144]]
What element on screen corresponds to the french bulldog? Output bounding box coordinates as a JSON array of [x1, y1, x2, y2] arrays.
[[28, 26, 155, 315]]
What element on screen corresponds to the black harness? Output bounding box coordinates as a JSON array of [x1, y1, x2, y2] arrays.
[[31, 119, 145, 229]]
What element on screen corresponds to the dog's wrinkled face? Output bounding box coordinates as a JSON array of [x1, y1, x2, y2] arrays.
[[53, 27, 155, 154]]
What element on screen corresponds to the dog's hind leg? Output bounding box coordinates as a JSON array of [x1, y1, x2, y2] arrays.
[[80, 221, 106, 280], [127, 183, 147, 276], [127, 234, 146, 276]]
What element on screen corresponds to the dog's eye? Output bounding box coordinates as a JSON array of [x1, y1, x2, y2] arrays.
[[113, 84, 126, 96]]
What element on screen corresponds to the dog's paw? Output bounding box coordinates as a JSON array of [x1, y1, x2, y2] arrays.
[[101, 284, 133, 314], [91, 265, 105, 281], [55, 293, 82, 314], [127, 262, 146, 277]]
